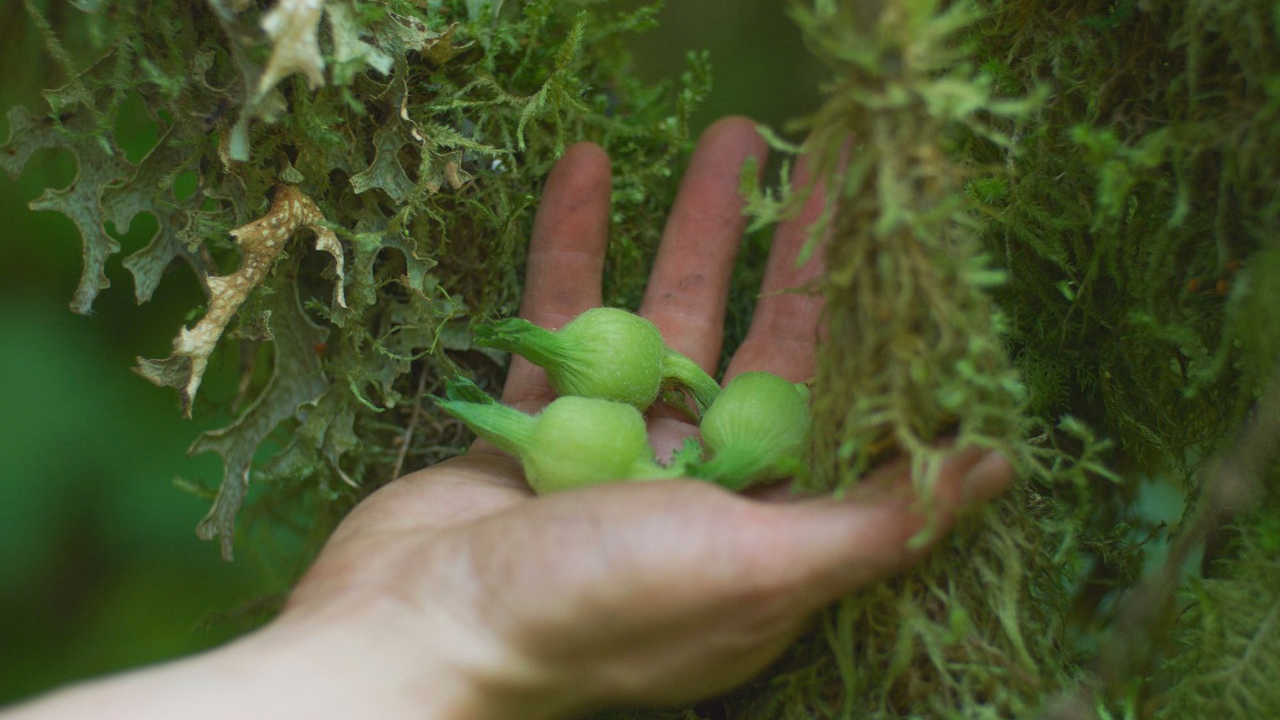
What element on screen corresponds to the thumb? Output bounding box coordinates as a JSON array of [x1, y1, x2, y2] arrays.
[[758, 447, 1014, 610]]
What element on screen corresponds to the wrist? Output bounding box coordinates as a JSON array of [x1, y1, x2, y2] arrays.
[[0, 594, 488, 720], [268, 589, 585, 720], [247, 592, 494, 720]]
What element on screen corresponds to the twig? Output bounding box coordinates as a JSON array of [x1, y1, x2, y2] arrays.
[[390, 368, 430, 482]]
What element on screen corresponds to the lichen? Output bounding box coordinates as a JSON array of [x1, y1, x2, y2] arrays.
[[3, 0, 706, 559]]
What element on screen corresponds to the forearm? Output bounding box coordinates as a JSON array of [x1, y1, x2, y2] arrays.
[[2, 597, 488, 720]]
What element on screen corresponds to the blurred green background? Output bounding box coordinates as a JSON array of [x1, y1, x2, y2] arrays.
[[0, 0, 820, 706]]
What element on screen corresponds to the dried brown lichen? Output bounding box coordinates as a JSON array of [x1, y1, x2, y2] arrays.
[[136, 185, 344, 416]]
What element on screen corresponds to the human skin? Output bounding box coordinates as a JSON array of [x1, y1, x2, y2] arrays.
[[3, 117, 1013, 720]]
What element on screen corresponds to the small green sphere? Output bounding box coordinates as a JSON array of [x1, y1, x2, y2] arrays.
[[524, 396, 658, 493], [551, 308, 667, 408], [702, 372, 810, 453], [698, 372, 811, 488]]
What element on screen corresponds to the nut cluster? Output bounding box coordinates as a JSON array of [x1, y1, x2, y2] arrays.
[[439, 308, 812, 493]]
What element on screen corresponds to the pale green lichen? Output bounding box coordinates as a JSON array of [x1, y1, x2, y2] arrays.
[[3, 0, 707, 559]]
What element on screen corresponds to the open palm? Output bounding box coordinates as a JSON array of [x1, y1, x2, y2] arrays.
[[284, 118, 1013, 719]]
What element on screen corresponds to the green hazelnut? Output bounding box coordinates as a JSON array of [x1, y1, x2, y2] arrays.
[[438, 394, 677, 494], [695, 371, 812, 490], [525, 396, 673, 492], [475, 307, 720, 413]]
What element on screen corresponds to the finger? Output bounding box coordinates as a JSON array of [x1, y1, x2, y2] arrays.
[[502, 142, 613, 410], [751, 448, 1014, 609], [639, 116, 767, 370], [724, 151, 830, 383]]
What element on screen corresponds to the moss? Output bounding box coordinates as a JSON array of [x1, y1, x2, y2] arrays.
[[726, 0, 1279, 717], [2, 0, 707, 559], [1155, 498, 1280, 719]]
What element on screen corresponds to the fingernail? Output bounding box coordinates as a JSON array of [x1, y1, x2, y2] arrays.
[[962, 451, 1014, 503]]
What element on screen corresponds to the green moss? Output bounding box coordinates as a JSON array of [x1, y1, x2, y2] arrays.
[[1155, 498, 1280, 719], [725, 0, 1280, 717], [2, 0, 706, 559]]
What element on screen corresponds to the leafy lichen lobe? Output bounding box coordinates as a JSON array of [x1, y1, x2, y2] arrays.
[[2, 0, 707, 558]]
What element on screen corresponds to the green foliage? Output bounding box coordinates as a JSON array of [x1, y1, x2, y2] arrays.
[[2, 0, 705, 559], [796, 0, 1036, 494], [1155, 500, 1280, 718], [722, 0, 1280, 717], [714, 2, 1082, 716], [978, 0, 1276, 472]]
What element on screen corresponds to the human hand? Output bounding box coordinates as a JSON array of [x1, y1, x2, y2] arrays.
[[279, 117, 1015, 719]]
